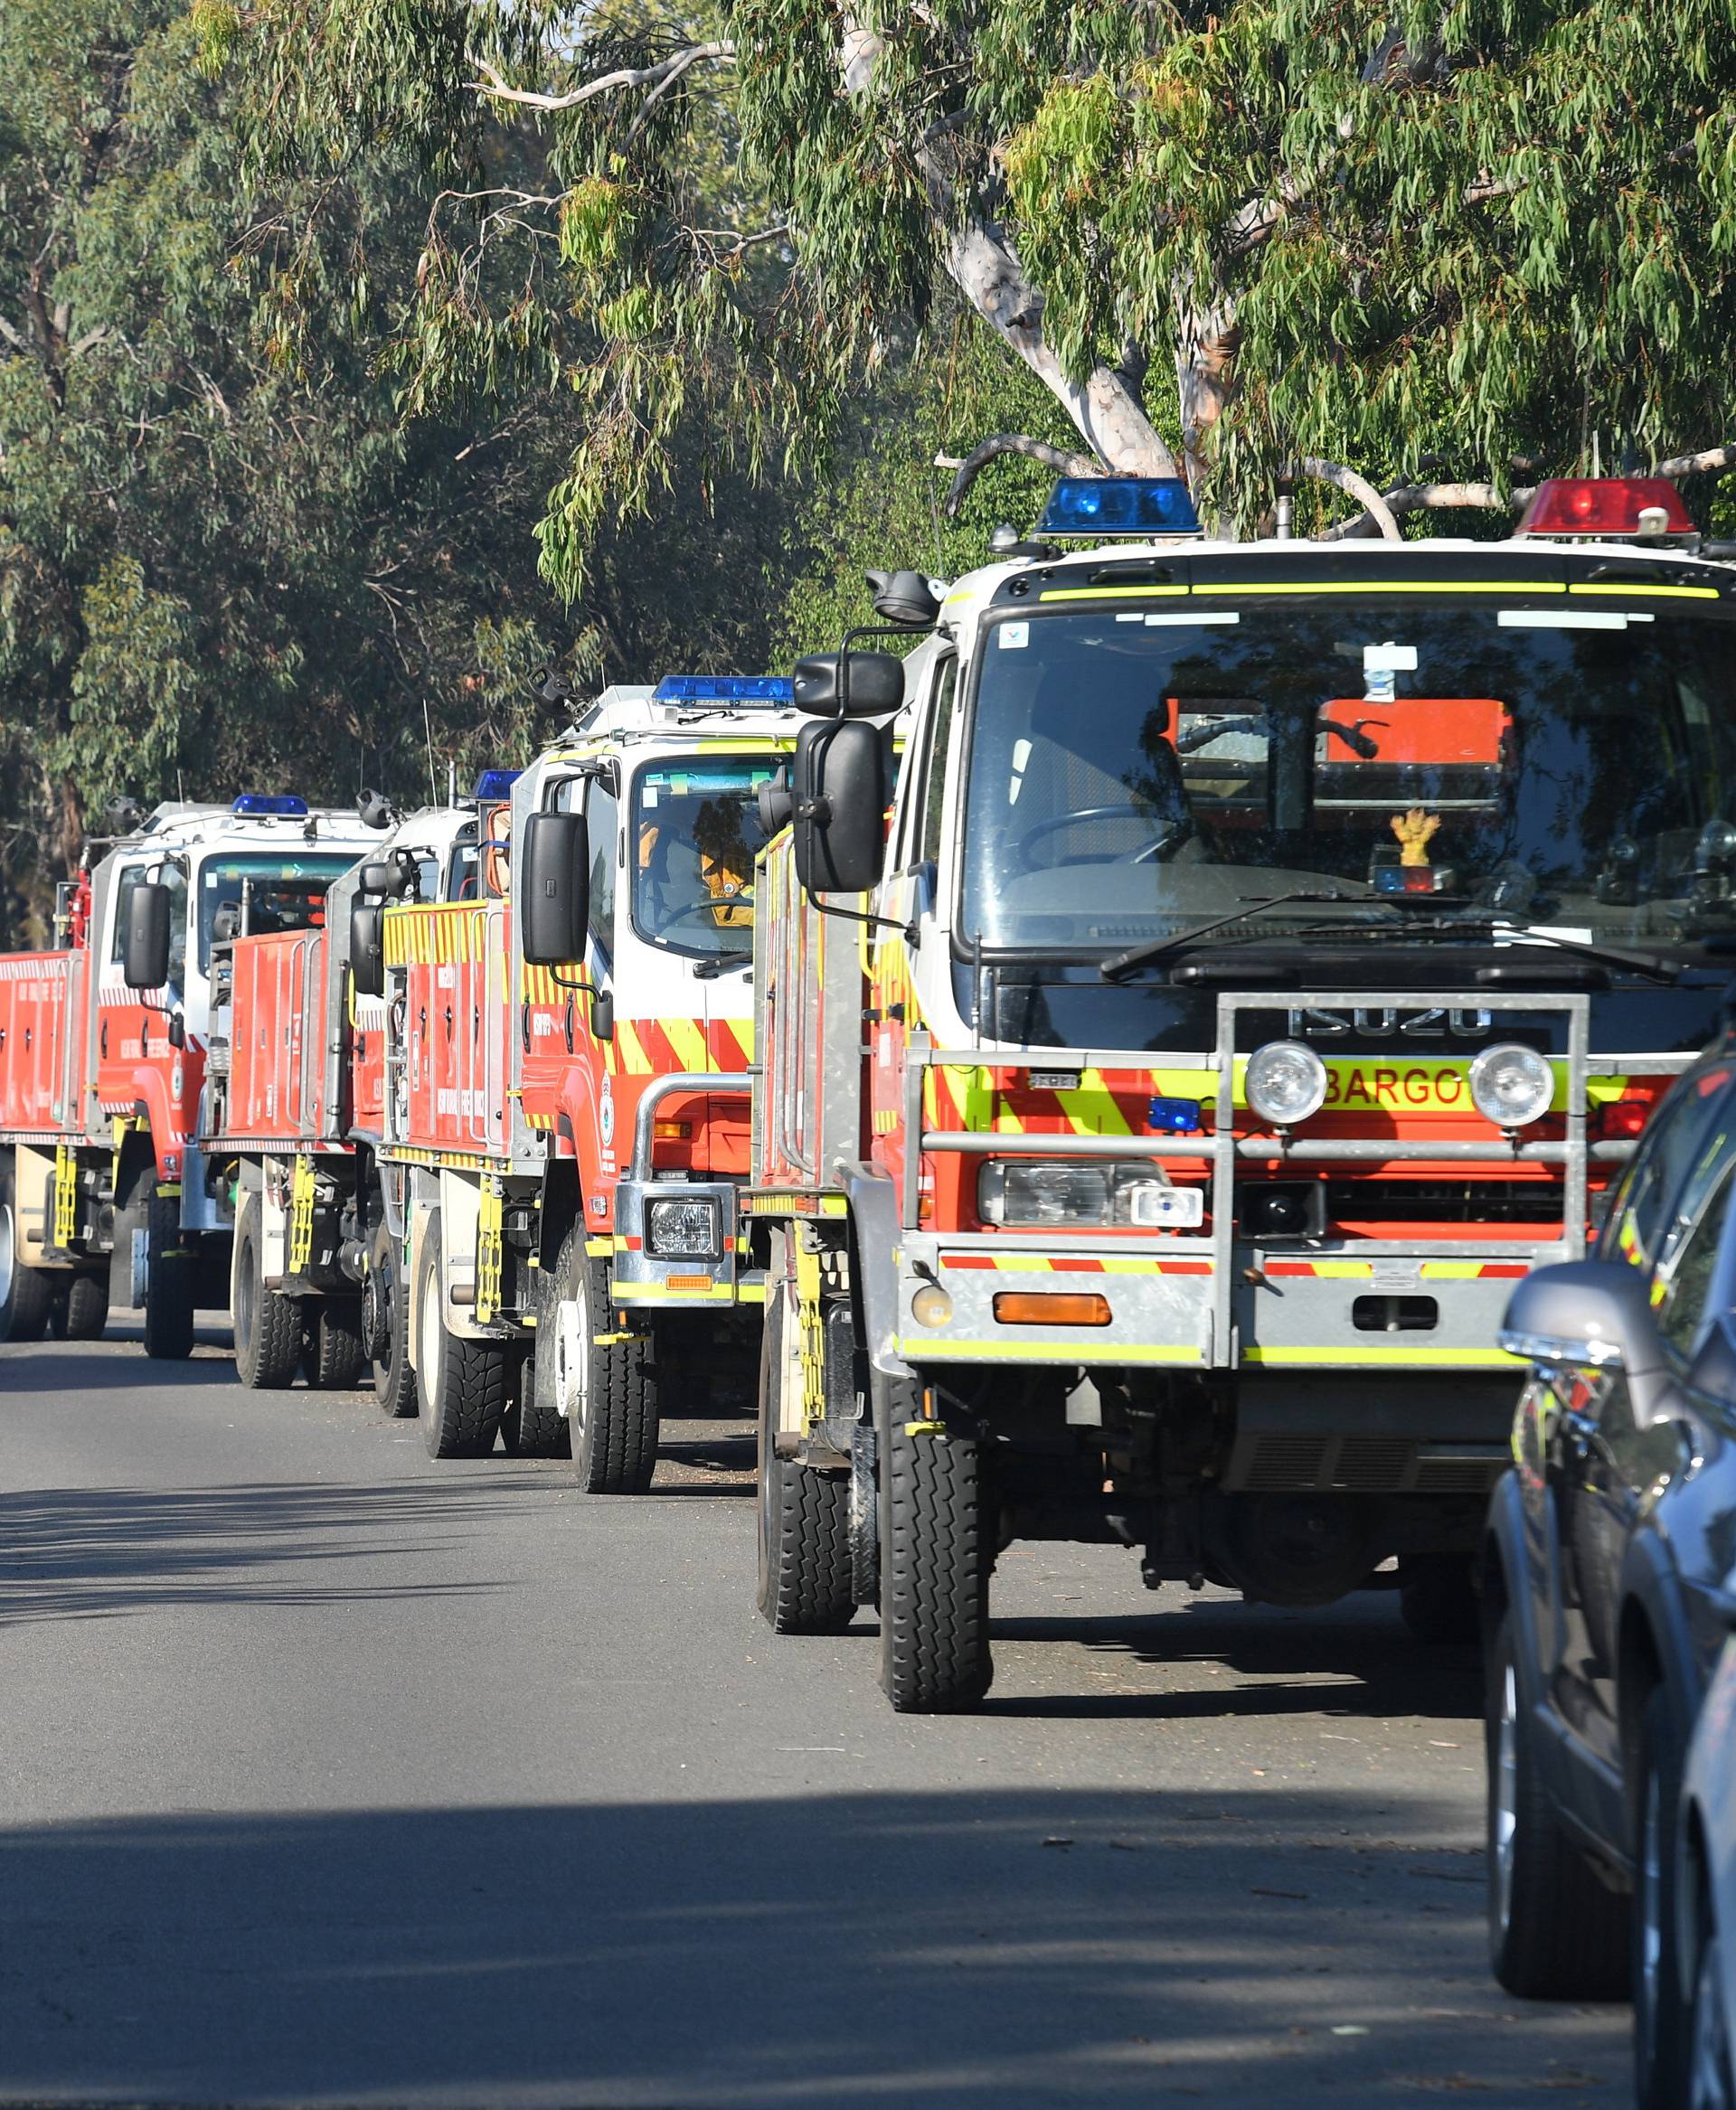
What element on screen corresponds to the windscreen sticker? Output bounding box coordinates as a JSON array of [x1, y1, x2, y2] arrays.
[[999, 621, 1029, 650]]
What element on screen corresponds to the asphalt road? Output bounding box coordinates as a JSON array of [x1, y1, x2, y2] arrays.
[[2, 1325, 1628, 2108]]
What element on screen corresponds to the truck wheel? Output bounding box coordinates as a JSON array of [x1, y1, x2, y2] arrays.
[[1399, 1553, 1481, 1645], [63, 1272, 109, 1341], [142, 1187, 195, 1361], [503, 1323, 571, 1458], [1635, 1684, 1692, 2109], [755, 1266, 853, 1634], [302, 1300, 366, 1389], [365, 1219, 417, 1418], [539, 1225, 657, 1493], [232, 1196, 300, 1389], [0, 1168, 53, 1343], [1486, 1610, 1628, 1997], [415, 1218, 512, 1459], [881, 1415, 993, 1713]]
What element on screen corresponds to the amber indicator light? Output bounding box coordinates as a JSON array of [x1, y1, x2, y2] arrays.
[[993, 1291, 1111, 1327]]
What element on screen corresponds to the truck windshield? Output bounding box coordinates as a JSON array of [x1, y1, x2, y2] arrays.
[[195, 854, 355, 971], [630, 758, 778, 959], [961, 598, 1736, 957]]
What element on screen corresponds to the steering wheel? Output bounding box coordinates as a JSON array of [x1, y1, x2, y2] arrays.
[[1014, 804, 1192, 868], [653, 895, 753, 933]]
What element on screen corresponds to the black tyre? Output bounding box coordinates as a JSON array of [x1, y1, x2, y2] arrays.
[[364, 1217, 417, 1418], [1635, 1683, 1692, 2108], [503, 1266, 570, 1457], [881, 1413, 993, 1713], [415, 1217, 513, 1459], [63, 1272, 109, 1341], [302, 1299, 366, 1389], [536, 1225, 657, 1493], [1486, 1609, 1628, 1997], [755, 1263, 853, 1634], [1400, 1553, 1481, 1646], [232, 1195, 300, 1389], [142, 1185, 195, 1360], [0, 1166, 54, 1343]]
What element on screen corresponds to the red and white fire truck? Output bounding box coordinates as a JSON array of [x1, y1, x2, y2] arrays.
[[203, 798, 480, 1399], [745, 474, 1736, 1710], [0, 796, 378, 1354], [364, 676, 800, 1480]]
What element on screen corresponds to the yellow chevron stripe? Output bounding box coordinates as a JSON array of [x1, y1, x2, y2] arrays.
[[665, 1017, 709, 1072], [617, 1021, 655, 1075]]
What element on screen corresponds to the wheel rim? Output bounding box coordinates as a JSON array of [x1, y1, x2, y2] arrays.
[[420, 1253, 444, 1415], [0, 1199, 14, 1308], [1493, 1660, 1520, 1936], [1641, 1764, 1665, 2056], [1694, 1937, 1733, 2110], [553, 1269, 590, 1435]]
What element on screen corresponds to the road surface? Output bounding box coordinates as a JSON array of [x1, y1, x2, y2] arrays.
[[1, 1326, 1628, 2106]]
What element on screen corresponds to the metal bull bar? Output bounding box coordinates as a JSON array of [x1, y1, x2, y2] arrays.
[[629, 1071, 753, 1181], [905, 989, 1671, 1366]]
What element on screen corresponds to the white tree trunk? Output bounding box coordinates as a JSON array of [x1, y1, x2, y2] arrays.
[[943, 222, 1179, 476]]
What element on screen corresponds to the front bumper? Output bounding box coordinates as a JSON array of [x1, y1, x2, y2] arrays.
[[893, 1229, 1542, 1373]]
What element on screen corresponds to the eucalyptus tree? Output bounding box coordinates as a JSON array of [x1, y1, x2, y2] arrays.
[[245, 0, 1736, 567]]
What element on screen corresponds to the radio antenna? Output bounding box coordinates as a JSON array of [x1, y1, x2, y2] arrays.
[[423, 698, 439, 808]]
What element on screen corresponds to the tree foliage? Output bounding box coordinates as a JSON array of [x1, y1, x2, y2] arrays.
[[243, 0, 1736, 559]]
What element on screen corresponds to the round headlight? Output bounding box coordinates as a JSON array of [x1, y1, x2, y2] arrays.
[[1245, 1040, 1328, 1126], [1469, 1041, 1553, 1127]]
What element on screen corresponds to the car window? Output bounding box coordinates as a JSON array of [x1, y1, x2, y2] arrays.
[[1603, 1061, 1736, 1275], [1656, 1157, 1736, 1360], [919, 657, 958, 868]]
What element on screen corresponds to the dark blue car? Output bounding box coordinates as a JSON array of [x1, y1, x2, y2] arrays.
[[1484, 1033, 1736, 2106]]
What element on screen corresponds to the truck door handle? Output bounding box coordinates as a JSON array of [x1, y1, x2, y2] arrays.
[[101, 1018, 108, 1059], [564, 996, 575, 1053], [520, 1002, 531, 1053]]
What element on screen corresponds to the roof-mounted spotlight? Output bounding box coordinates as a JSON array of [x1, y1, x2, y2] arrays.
[[864, 569, 942, 628]]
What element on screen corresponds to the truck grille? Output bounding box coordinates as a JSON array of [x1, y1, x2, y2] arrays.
[[1231, 1433, 1505, 1495]]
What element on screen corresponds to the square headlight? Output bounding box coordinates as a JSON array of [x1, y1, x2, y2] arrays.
[[979, 1159, 1202, 1229], [646, 1195, 722, 1260]]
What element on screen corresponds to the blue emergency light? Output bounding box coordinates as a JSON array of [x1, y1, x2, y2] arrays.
[[472, 768, 522, 801], [653, 674, 794, 703], [1037, 476, 1203, 538], [232, 794, 308, 817]]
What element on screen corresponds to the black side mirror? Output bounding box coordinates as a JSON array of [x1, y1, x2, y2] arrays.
[[792, 651, 905, 718], [865, 570, 941, 628], [358, 862, 394, 897], [793, 719, 887, 896], [350, 901, 386, 999], [590, 987, 614, 1041], [357, 788, 393, 830], [757, 767, 793, 835], [167, 1013, 186, 1050], [123, 881, 173, 990], [521, 811, 590, 965]]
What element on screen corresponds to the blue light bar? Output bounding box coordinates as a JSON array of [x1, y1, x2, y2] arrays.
[[653, 674, 795, 703], [1036, 476, 1202, 538], [232, 794, 309, 817], [472, 768, 522, 801]]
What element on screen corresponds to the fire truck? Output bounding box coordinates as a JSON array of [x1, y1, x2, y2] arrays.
[[0, 796, 378, 1354], [745, 473, 1736, 1711], [203, 798, 481, 1400], [361, 676, 799, 1478]]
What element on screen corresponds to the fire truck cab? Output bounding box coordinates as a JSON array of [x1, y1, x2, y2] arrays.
[[385, 677, 799, 1481], [747, 475, 1736, 1710], [0, 795, 375, 1354]]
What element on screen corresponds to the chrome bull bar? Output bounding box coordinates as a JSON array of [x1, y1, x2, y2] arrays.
[[903, 989, 1685, 1370]]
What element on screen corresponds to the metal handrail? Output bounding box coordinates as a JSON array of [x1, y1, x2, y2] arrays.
[[628, 1070, 753, 1183]]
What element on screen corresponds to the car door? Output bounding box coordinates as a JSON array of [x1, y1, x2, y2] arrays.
[[1549, 1059, 1736, 1763]]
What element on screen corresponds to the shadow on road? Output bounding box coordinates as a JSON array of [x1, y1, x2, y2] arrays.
[[978, 1595, 1482, 1724], [0, 1788, 1619, 2109], [0, 1477, 517, 1627]]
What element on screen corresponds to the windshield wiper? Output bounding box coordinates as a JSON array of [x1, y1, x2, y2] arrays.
[[1100, 891, 1362, 981], [693, 949, 752, 979], [1480, 921, 1682, 985]]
